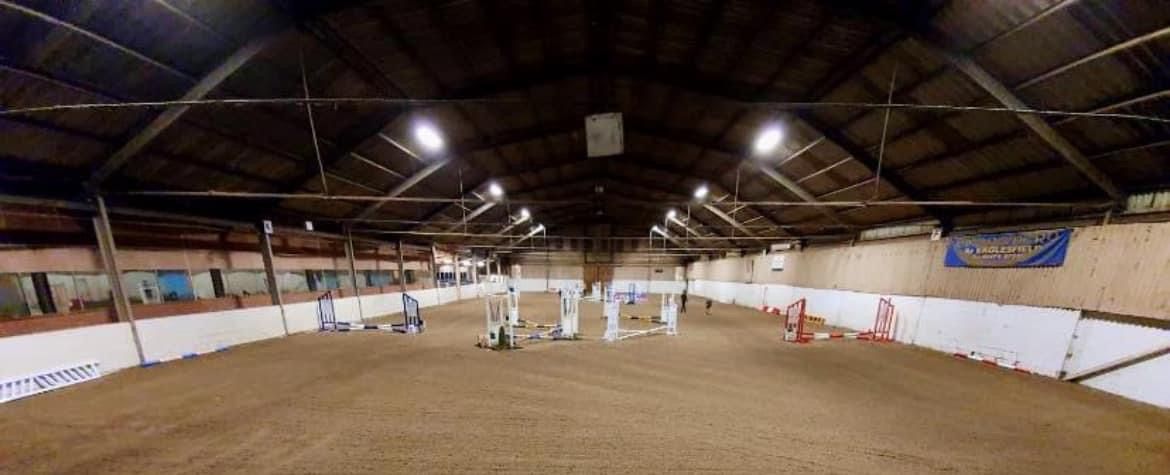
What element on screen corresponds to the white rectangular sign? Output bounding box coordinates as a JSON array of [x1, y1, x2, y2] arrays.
[[771, 254, 786, 271], [585, 113, 624, 157]]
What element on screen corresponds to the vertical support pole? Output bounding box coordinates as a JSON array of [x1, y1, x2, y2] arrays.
[[544, 229, 550, 291], [471, 256, 479, 298], [93, 196, 145, 364], [344, 229, 365, 322], [258, 223, 290, 335], [397, 240, 407, 293], [454, 249, 463, 302], [430, 244, 439, 289], [647, 231, 653, 296]]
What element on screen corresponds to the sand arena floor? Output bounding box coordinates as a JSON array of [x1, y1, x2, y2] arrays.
[[1, 293, 1168, 474]]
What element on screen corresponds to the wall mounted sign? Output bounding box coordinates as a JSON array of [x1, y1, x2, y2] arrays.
[[944, 229, 1071, 268], [771, 254, 786, 271]]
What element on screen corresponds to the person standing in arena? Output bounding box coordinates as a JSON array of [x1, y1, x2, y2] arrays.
[[679, 289, 688, 313]]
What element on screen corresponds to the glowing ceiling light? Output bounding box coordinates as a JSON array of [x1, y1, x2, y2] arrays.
[[414, 124, 444, 153], [666, 209, 677, 220], [754, 126, 783, 154], [488, 182, 504, 198], [693, 185, 709, 200], [519, 207, 530, 219]]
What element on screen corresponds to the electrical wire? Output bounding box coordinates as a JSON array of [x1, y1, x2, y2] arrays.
[[0, 96, 1166, 125]]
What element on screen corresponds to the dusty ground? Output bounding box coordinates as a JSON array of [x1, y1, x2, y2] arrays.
[[1, 294, 1168, 474]]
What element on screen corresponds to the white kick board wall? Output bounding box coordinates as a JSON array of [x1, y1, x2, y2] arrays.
[[0, 287, 465, 384], [688, 279, 1170, 408]]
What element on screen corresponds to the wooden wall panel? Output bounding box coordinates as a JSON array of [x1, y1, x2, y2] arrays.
[[690, 222, 1170, 321]]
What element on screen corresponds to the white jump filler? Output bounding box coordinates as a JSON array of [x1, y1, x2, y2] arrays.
[[507, 280, 520, 327]]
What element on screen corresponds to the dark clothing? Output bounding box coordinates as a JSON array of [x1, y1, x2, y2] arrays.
[[705, 299, 713, 315], [680, 293, 688, 312]]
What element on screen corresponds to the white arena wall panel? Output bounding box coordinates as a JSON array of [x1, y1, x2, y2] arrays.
[[732, 283, 765, 309], [436, 286, 459, 305], [136, 307, 288, 363], [0, 323, 140, 381], [285, 301, 322, 333], [546, 279, 582, 291], [649, 280, 685, 294], [0, 286, 483, 386], [1065, 318, 1170, 407], [688, 279, 1168, 408], [517, 278, 547, 292], [359, 292, 404, 318], [760, 284, 794, 309]]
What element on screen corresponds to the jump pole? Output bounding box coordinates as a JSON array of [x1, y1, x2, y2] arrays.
[[605, 285, 677, 342]]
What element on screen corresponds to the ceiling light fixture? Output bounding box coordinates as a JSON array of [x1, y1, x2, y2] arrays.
[[754, 126, 783, 155], [413, 124, 444, 153], [488, 182, 504, 198], [693, 185, 709, 200]]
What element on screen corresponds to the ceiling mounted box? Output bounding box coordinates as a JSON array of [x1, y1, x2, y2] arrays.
[[585, 113, 624, 157]]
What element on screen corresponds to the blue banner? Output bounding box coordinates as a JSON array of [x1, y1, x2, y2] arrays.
[[944, 229, 1071, 268]]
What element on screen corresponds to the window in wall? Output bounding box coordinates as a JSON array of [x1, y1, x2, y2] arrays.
[[191, 271, 217, 300], [305, 270, 320, 291], [279, 271, 309, 294], [122, 271, 160, 304], [157, 270, 194, 302], [24, 274, 49, 315], [367, 270, 390, 288], [0, 274, 30, 318], [306, 270, 341, 292], [209, 269, 226, 298], [48, 273, 79, 310], [322, 270, 340, 290], [71, 273, 113, 309], [405, 269, 417, 284], [355, 270, 370, 288], [225, 270, 267, 296]]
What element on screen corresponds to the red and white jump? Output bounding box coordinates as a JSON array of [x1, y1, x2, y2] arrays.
[[778, 297, 897, 343]]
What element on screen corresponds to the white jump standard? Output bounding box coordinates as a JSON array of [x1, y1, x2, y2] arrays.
[[317, 291, 425, 333], [479, 287, 580, 349], [604, 287, 678, 342]]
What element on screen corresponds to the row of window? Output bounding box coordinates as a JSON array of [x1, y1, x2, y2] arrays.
[[435, 270, 480, 286], [0, 269, 427, 319]]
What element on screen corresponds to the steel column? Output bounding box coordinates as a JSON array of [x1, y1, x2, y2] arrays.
[[258, 225, 290, 334], [93, 196, 145, 364], [397, 240, 408, 293], [344, 229, 365, 322]]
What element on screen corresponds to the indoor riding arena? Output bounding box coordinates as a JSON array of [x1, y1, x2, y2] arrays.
[[1, 1, 1169, 473]]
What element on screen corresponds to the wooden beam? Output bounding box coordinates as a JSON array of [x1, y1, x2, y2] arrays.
[[352, 159, 450, 221], [85, 35, 275, 187], [1064, 345, 1170, 383], [935, 50, 1126, 201]]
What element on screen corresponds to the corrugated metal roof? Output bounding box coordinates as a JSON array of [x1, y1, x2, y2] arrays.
[[0, 0, 1167, 246]]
